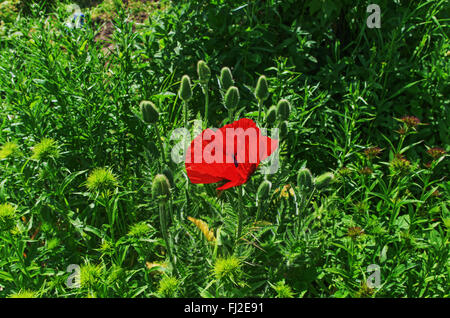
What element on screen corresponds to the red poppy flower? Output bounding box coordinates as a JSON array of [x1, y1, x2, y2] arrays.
[[185, 118, 278, 190]]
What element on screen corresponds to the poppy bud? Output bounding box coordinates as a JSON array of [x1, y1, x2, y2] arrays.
[[162, 167, 174, 188], [179, 75, 192, 102], [140, 100, 159, 124], [224, 86, 240, 109], [276, 99, 290, 120], [314, 172, 334, 190], [220, 67, 234, 90], [257, 180, 271, 201], [152, 174, 171, 202], [255, 75, 269, 102], [266, 105, 277, 125], [297, 168, 313, 192], [279, 120, 288, 138], [197, 60, 211, 85]]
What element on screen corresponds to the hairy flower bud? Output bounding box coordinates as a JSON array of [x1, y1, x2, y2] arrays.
[[220, 67, 234, 90], [255, 75, 269, 101], [224, 86, 240, 109], [257, 180, 271, 201], [197, 60, 211, 85], [152, 174, 171, 202], [276, 99, 290, 120], [266, 105, 277, 125], [297, 168, 313, 192], [179, 75, 192, 102], [140, 100, 159, 124], [314, 172, 334, 190]]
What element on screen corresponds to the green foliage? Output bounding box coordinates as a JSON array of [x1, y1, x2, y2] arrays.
[[0, 0, 448, 299]]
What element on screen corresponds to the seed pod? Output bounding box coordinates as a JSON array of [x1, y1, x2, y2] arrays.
[[140, 101, 159, 124], [297, 168, 313, 192], [266, 105, 277, 125], [162, 167, 174, 188], [314, 172, 334, 190], [152, 174, 171, 202], [197, 60, 211, 85], [179, 75, 192, 102], [279, 120, 288, 138], [255, 75, 269, 102], [224, 86, 240, 109], [220, 67, 234, 91], [257, 180, 271, 201], [276, 99, 290, 120]]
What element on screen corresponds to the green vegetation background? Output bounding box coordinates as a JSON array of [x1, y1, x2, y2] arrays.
[[0, 0, 448, 298]]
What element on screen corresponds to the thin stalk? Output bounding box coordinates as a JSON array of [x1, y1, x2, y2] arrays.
[[296, 188, 316, 232], [257, 99, 262, 123], [256, 202, 262, 221], [236, 187, 244, 241], [155, 125, 165, 164], [184, 100, 188, 129], [159, 203, 177, 274], [203, 85, 209, 128]]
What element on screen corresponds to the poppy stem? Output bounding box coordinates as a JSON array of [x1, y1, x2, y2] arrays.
[[228, 108, 233, 124], [184, 100, 189, 129], [155, 124, 165, 165], [236, 187, 244, 241], [159, 202, 177, 275], [203, 85, 209, 128], [257, 100, 262, 123]]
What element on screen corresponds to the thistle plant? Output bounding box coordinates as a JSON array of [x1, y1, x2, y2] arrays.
[[79, 263, 103, 290], [157, 275, 180, 298], [255, 75, 269, 123], [86, 167, 118, 195], [0, 141, 21, 160], [127, 221, 152, 238], [31, 138, 59, 161], [0, 202, 17, 232], [271, 280, 295, 298], [86, 167, 120, 239], [8, 290, 37, 298], [213, 255, 242, 282], [197, 60, 211, 126]]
